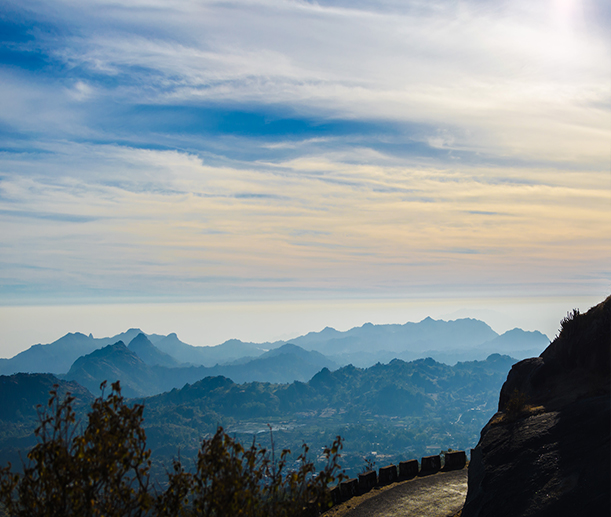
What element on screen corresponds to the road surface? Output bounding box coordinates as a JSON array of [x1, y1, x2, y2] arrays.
[[325, 469, 468, 517]]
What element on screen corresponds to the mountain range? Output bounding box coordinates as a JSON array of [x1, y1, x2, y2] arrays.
[[0, 317, 550, 384], [63, 336, 338, 397], [290, 318, 548, 366]]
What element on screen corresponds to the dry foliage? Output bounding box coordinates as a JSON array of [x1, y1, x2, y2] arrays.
[[0, 382, 344, 517]]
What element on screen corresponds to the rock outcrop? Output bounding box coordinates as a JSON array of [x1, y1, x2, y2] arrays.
[[462, 296, 610, 517]]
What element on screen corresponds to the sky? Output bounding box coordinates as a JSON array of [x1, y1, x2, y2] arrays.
[[0, 0, 610, 356]]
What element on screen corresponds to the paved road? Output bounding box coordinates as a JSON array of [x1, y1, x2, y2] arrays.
[[340, 469, 468, 517]]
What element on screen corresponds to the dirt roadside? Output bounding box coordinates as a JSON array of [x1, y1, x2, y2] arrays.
[[324, 469, 467, 517]]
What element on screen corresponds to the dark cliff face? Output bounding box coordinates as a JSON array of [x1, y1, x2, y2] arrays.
[[462, 296, 610, 517]]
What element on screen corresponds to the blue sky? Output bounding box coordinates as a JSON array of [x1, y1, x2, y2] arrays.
[[0, 0, 609, 352]]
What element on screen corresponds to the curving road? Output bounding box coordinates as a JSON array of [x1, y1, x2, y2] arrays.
[[328, 469, 468, 517]]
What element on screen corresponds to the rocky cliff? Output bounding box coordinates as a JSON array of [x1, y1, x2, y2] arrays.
[[462, 296, 610, 517]]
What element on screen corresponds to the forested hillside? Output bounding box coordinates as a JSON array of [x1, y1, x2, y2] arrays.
[[0, 353, 515, 479], [139, 354, 514, 477]]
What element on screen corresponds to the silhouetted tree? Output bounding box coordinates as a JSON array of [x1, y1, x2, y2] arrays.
[[0, 381, 151, 516], [0, 382, 343, 516]]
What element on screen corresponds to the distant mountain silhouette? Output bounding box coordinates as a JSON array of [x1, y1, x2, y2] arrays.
[[290, 317, 498, 355], [0, 329, 268, 375], [287, 317, 539, 366], [153, 334, 272, 366], [0, 329, 146, 375], [0, 318, 550, 378], [210, 343, 338, 384], [128, 333, 180, 367], [62, 342, 339, 396], [65, 341, 157, 398], [260, 342, 330, 361], [414, 328, 550, 365], [475, 328, 548, 356]]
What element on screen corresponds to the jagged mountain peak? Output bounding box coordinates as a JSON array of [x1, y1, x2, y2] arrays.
[[128, 333, 179, 367], [65, 341, 152, 398]]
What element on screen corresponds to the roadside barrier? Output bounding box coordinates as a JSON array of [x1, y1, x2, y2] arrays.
[[420, 454, 441, 474], [339, 478, 359, 501], [443, 450, 466, 470], [358, 470, 377, 493], [399, 459, 419, 479], [325, 450, 467, 510]]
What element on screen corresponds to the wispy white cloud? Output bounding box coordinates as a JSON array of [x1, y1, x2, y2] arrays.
[[67, 80, 95, 101], [4, 0, 608, 164]]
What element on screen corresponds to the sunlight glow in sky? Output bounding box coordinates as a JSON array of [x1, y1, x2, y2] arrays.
[[0, 0, 609, 354]]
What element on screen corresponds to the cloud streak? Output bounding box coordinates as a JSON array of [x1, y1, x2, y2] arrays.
[[0, 142, 608, 300], [3, 0, 609, 163]]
